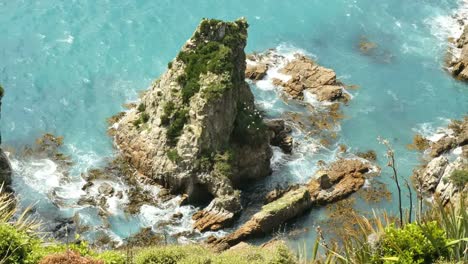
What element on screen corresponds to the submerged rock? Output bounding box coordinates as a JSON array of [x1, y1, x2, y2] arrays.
[[111, 18, 272, 232], [209, 159, 375, 251]]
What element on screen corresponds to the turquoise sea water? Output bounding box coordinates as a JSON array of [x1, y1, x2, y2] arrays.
[[1, 0, 467, 248]]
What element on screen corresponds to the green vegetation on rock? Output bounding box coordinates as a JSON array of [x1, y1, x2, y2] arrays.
[[176, 18, 248, 104], [449, 169, 468, 188]]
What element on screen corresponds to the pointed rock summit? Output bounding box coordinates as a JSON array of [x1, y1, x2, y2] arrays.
[[111, 18, 272, 231]]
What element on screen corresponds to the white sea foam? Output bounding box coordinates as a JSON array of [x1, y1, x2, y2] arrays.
[[428, 0, 468, 61]]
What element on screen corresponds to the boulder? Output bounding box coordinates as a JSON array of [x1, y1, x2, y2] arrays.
[[307, 159, 371, 204], [98, 183, 115, 197], [278, 55, 346, 102], [245, 63, 268, 80], [111, 19, 272, 232], [430, 136, 456, 158], [265, 119, 293, 153]]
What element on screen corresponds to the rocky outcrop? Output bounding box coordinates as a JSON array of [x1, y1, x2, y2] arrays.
[[307, 159, 372, 204], [413, 117, 468, 205], [246, 51, 349, 102], [111, 19, 272, 232], [209, 159, 375, 251], [0, 85, 12, 191], [448, 25, 468, 80]]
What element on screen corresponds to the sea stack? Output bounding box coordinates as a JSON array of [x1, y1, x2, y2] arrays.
[[110, 18, 272, 231]]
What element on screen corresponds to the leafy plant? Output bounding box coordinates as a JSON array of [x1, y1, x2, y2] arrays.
[[373, 221, 448, 263], [0, 223, 35, 264]]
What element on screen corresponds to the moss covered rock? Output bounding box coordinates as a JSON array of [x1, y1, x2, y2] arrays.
[[110, 19, 272, 232]]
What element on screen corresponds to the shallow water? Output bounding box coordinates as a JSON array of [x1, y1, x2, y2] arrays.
[[1, 0, 467, 248]]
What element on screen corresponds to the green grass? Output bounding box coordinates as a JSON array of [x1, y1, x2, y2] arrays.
[[134, 244, 297, 264]]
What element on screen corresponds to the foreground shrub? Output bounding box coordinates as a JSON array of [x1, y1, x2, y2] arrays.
[[373, 221, 448, 263], [93, 251, 126, 264], [0, 223, 35, 264]]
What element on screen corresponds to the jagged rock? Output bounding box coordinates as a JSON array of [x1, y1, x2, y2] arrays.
[[111, 19, 272, 232], [307, 159, 371, 204], [435, 157, 467, 205], [430, 136, 457, 157], [265, 119, 293, 153], [98, 183, 115, 197], [246, 51, 349, 103], [314, 85, 344, 102], [209, 159, 374, 251], [413, 117, 468, 205], [192, 193, 241, 232], [449, 26, 468, 81], [416, 157, 449, 192], [210, 187, 311, 251], [278, 55, 346, 101], [245, 63, 268, 80]]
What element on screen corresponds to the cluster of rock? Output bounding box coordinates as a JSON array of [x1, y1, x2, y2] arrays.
[[413, 117, 467, 205], [246, 50, 350, 102], [209, 159, 375, 251], [447, 23, 468, 81], [111, 19, 273, 232], [107, 18, 375, 250]]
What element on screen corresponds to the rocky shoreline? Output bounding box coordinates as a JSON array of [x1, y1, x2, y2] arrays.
[[413, 117, 467, 206], [447, 21, 468, 81]]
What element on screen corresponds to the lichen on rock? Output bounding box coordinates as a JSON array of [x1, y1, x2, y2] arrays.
[[111, 18, 272, 232]]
